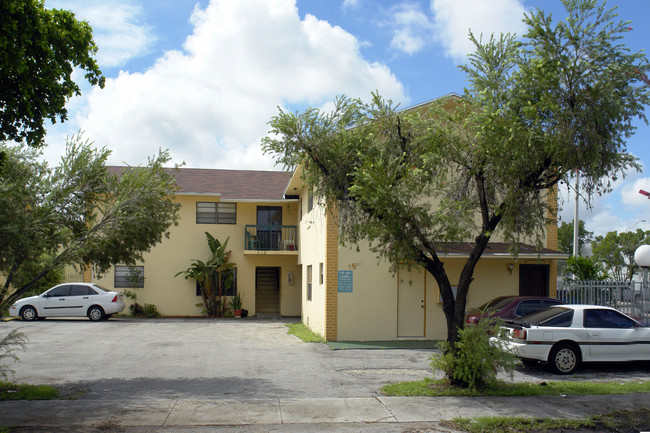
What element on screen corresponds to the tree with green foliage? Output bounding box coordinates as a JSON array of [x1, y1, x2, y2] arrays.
[[0, 0, 105, 148], [176, 233, 234, 317], [563, 256, 608, 281], [557, 220, 594, 255], [0, 134, 180, 309], [591, 229, 650, 281], [263, 0, 648, 372]]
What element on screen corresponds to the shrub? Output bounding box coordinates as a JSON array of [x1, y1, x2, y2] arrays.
[[431, 318, 519, 391], [129, 303, 161, 318]]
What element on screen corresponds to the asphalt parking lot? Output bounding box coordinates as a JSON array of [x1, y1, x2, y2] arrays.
[[2, 317, 650, 401]]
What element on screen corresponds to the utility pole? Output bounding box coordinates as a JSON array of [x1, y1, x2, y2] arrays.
[[573, 173, 580, 257]]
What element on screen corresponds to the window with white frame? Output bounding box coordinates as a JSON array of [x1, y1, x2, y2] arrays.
[[307, 265, 312, 301]]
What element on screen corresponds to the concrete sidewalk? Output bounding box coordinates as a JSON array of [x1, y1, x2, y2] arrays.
[[1, 394, 648, 429]]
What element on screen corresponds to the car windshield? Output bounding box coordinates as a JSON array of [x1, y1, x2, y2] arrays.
[[476, 296, 513, 313], [518, 306, 571, 325], [91, 284, 109, 293]]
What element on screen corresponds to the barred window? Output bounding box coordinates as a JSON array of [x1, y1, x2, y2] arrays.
[[115, 266, 144, 288], [196, 202, 237, 224]]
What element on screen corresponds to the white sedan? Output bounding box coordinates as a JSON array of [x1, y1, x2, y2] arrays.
[[501, 304, 650, 374], [9, 283, 125, 322]]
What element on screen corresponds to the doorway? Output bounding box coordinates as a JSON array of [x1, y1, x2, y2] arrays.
[[257, 206, 282, 251], [256, 267, 280, 314], [519, 264, 550, 296], [397, 267, 425, 338]]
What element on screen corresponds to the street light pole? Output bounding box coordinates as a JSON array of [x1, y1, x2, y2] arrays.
[[573, 173, 580, 257]]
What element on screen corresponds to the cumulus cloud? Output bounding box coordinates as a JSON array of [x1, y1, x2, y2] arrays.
[[621, 177, 650, 206], [57, 0, 406, 169], [46, 0, 155, 67], [387, 3, 435, 55], [430, 0, 527, 64], [557, 168, 650, 238]]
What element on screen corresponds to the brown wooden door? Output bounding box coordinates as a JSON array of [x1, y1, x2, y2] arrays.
[[519, 264, 550, 296]]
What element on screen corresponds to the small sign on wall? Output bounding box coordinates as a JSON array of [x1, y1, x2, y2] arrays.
[[338, 270, 353, 293]]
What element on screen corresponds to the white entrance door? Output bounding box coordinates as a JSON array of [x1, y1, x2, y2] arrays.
[[397, 267, 425, 338]]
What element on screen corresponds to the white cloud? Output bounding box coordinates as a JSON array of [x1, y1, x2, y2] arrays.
[[46, 0, 155, 68], [430, 0, 527, 64], [342, 0, 361, 10], [621, 177, 650, 206], [62, 0, 406, 169], [557, 168, 650, 238], [386, 3, 435, 55]]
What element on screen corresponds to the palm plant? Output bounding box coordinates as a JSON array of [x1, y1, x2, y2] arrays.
[[176, 232, 234, 317]]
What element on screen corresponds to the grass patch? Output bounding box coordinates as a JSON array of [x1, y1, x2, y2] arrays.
[[448, 408, 650, 433], [382, 377, 650, 397], [285, 323, 324, 343], [0, 381, 59, 400]]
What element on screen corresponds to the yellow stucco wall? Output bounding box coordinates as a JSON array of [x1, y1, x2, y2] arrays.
[[95, 195, 301, 317], [297, 194, 329, 338]]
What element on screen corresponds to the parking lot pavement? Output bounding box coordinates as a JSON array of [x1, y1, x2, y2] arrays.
[[3, 317, 650, 402]]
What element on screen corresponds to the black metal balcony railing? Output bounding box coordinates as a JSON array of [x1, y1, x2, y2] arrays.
[[245, 225, 298, 252]]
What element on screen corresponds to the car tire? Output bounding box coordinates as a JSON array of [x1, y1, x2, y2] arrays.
[[88, 306, 105, 322], [20, 306, 38, 321], [548, 342, 580, 374]]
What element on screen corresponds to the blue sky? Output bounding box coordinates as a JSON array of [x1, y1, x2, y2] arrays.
[[42, 0, 650, 238]]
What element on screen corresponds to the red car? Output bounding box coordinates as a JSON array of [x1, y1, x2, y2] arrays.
[[465, 296, 564, 324]]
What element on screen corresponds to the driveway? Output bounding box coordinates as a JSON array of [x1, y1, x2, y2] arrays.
[[3, 318, 650, 401]]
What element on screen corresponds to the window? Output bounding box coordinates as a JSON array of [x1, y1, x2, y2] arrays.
[[195, 268, 237, 297], [115, 266, 144, 288], [515, 300, 543, 316], [319, 263, 324, 285], [48, 285, 71, 297], [307, 265, 312, 301], [70, 285, 97, 296], [217, 203, 237, 224], [196, 202, 216, 223], [196, 202, 237, 224], [308, 191, 314, 213], [585, 309, 636, 329]]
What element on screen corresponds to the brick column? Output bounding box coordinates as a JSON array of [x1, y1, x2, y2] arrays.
[[324, 208, 339, 341]]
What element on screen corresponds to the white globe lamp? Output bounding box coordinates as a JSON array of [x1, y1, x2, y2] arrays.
[[634, 245, 650, 268], [635, 245, 650, 290]]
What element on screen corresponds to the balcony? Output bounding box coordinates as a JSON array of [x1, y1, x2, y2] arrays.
[[244, 225, 298, 254]]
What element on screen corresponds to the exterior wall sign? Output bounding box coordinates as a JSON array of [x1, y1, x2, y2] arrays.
[[338, 270, 353, 293]]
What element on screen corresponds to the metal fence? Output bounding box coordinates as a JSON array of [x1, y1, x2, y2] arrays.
[[557, 280, 650, 324]]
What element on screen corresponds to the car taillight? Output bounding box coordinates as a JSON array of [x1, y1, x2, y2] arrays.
[[112, 295, 118, 303], [511, 328, 527, 340], [466, 316, 479, 324]]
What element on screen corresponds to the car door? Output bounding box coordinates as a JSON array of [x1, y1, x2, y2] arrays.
[[39, 285, 72, 316], [584, 308, 649, 361], [68, 284, 98, 316]]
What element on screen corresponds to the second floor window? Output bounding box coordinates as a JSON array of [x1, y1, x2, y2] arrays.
[[196, 202, 237, 224]]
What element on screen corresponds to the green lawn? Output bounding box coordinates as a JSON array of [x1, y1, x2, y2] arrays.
[[285, 322, 325, 343], [382, 377, 650, 397]]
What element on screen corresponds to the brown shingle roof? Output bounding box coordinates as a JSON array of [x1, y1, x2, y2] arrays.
[[108, 167, 292, 201]]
